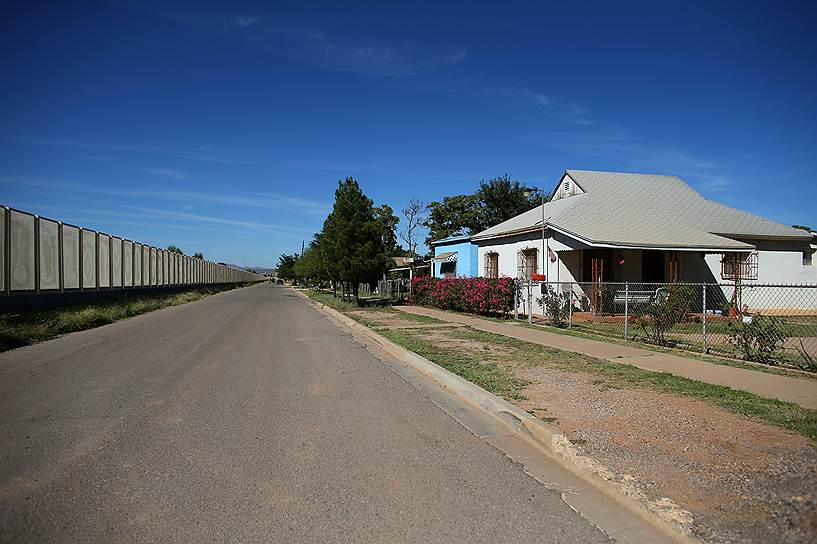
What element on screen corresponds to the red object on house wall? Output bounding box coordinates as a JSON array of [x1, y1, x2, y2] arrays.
[[616, 254, 625, 266], [531, 273, 546, 281]]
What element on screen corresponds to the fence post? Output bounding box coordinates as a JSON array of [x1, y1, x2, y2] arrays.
[[514, 284, 519, 320], [702, 284, 707, 353], [527, 282, 532, 324], [623, 282, 629, 340], [568, 285, 573, 328]]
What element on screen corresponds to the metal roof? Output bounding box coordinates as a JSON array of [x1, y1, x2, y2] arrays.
[[472, 170, 810, 250], [430, 234, 472, 246], [432, 251, 458, 262]]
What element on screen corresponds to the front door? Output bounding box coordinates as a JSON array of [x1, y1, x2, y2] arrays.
[[642, 250, 664, 283]]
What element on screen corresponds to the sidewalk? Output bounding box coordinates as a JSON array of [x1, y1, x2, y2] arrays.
[[396, 306, 817, 410]]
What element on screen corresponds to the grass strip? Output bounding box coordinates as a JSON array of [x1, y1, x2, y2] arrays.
[[449, 327, 817, 442], [0, 283, 252, 352], [469, 313, 817, 380], [379, 328, 529, 401]]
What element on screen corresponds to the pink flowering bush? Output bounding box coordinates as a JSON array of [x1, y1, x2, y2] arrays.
[[410, 276, 518, 316]]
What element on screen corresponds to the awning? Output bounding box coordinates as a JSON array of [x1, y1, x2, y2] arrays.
[[433, 251, 458, 263]]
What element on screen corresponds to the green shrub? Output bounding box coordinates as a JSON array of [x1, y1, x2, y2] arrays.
[[728, 315, 790, 365], [536, 287, 570, 328], [635, 284, 694, 346]]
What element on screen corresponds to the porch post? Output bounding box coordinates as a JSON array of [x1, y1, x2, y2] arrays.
[[624, 282, 629, 340], [702, 284, 707, 353]]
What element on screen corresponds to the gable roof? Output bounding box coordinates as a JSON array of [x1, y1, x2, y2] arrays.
[[472, 170, 810, 250]]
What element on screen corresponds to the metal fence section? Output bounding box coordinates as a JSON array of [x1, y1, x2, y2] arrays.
[[0, 204, 264, 299], [377, 278, 410, 302], [515, 280, 817, 371]]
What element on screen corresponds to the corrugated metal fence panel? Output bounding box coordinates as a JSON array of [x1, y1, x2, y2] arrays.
[[0, 208, 5, 293], [81, 230, 96, 289], [134, 243, 142, 286], [123, 241, 133, 287], [39, 218, 60, 290], [169, 253, 175, 284], [10, 210, 36, 291], [63, 225, 80, 289], [112, 237, 122, 287], [98, 234, 110, 288]]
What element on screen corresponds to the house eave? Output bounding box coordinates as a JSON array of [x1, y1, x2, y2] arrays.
[[472, 223, 755, 252]]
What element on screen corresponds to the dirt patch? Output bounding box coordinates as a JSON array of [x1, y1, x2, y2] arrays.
[[514, 365, 817, 543], [414, 328, 516, 359], [345, 310, 448, 329]]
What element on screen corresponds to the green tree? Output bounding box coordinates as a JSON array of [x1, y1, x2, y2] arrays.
[[424, 194, 482, 244], [322, 177, 398, 301], [477, 174, 543, 228], [276, 253, 299, 282], [424, 174, 543, 245], [167, 245, 184, 255], [192, 252, 204, 259]]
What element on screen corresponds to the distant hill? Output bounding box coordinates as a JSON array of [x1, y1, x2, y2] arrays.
[[224, 264, 277, 274]]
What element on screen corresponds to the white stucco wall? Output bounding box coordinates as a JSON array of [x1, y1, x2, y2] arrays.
[[477, 233, 816, 314]]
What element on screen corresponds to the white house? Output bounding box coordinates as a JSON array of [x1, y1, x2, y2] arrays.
[[471, 170, 816, 312]]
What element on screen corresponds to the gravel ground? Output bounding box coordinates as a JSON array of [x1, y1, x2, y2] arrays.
[[373, 319, 817, 544], [516, 368, 817, 543]]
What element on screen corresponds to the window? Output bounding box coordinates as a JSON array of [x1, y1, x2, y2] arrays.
[[562, 179, 571, 197], [518, 248, 538, 280], [485, 252, 499, 278], [805, 250, 815, 267], [440, 261, 456, 278], [721, 251, 758, 280]]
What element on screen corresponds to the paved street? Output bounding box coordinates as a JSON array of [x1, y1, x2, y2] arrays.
[[0, 284, 611, 543]]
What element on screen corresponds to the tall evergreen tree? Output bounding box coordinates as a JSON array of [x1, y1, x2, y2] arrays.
[[322, 178, 398, 301]]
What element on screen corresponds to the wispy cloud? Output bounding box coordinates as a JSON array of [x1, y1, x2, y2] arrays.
[[229, 16, 260, 29], [300, 39, 467, 77], [1, 176, 331, 216], [126, 205, 310, 238], [0, 133, 264, 166], [476, 87, 551, 108], [136, 167, 188, 180], [546, 123, 729, 190]]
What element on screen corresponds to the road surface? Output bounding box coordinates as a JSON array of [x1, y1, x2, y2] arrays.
[[0, 284, 615, 543]]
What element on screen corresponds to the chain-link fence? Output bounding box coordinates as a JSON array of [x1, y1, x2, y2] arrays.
[[514, 281, 817, 371]]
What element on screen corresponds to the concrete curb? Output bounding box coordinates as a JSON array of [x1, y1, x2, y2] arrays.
[[295, 290, 695, 543], [296, 292, 561, 448]]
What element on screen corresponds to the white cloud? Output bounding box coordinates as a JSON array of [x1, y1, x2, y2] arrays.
[[230, 16, 260, 29], [136, 167, 188, 180]]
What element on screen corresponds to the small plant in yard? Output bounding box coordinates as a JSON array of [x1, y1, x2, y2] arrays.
[[634, 284, 694, 346], [728, 314, 791, 365], [535, 287, 570, 328]]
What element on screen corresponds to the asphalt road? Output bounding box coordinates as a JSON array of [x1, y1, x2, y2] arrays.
[[0, 284, 610, 543]]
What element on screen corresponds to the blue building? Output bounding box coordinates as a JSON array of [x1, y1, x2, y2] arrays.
[[431, 235, 479, 278]]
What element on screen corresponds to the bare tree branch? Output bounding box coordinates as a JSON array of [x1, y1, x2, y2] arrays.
[[399, 198, 427, 256]]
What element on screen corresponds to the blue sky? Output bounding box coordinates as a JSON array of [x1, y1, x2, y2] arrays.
[[2, 1, 815, 267]]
